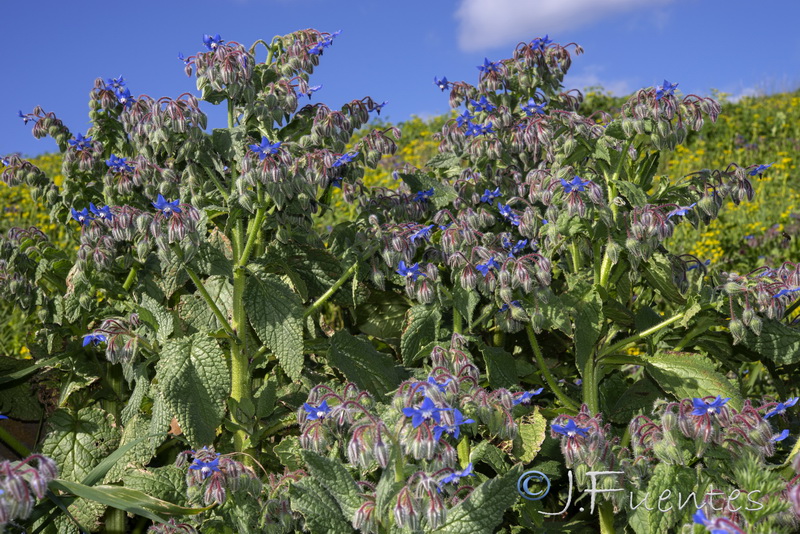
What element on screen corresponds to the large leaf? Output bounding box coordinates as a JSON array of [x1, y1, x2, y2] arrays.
[[742, 317, 800, 366], [120, 465, 188, 506], [627, 463, 695, 534], [138, 294, 174, 343], [328, 331, 406, 397], [399, 172, 458, 209], [565, 286, 603, 374], [41, 407, 120, 483], [453, 283, 481, 329], [244, 272, 304, 380], [153, 334, 231, 447], [401, 304, 441, 366], [478, 343, 518, 389], [512, 407, 547, 463], [641, 253, 685, 305], [434, 465, 523, 533], [103, 415, 159, 484], [300, 450, 362, 519], [289, 477, 353, 534], [645, 351, 741, 409]]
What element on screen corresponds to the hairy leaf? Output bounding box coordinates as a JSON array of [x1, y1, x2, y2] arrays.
[[300, 450, 362, 519], [328, 331, 406, 397], [645, 351, 741, 409], [478, 343, 518, 389], [401, 304, 441, 366], [512, 407, 547, 463]]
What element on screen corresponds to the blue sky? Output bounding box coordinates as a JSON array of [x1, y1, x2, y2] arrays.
[[3, 0, 799, 157]]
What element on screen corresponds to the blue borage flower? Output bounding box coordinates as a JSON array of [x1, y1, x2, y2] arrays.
[[434, 76, 450, 91], [513, 388, 544, 406], [68, 133, 93, 152], [666, 202, 696, 219], [655, 79, 678, 100], [372, 100, 388, 115], [203, 34, 224, 51], [332, 152, 358, 168], [530, 35, 552, 51], [308, 30, 341, 55], [692, 508, 746, 534], [469, 96, 495, 113], [0, 414, 7, 420], [691, 395, 730, 416], [765, 397, 799, 418], [89, 203, 114, 221], [152, 194, 182, 218], [396, 260, 425, 281], [106, 154, 133, 173], [249, 137, 282, 160], [439, 463, 474, 486], [456, 109, 473, 127], [748, 163, 774, 176], [772, 429, 790, 442], [423, 375, 451, 393], [402, 397, 448, 428], [414, 188, 434, 202], [303, 400, 332, 421], [551, 419, 589, 438], [502, 237, 527, 257], [104, 76, 126, 92], [189, 450, 221, 480], [18, 110, 33, 125], [498, 301, 521, 313], [71, 207, 93, 226], [300, 84, 322, 99], [480, 187, 501, 205], [497, 203, 520, 226], [475, 257, 500, 277], [409, 224, 435, 243], [773, 287, 800, 299], [477, 58, 500, 74], [433, 410, 475, 441], [560, 176, 590, 194], [82, 333, 107, 346], [521, 98, 546, 116], [464, 121, 494, 137]]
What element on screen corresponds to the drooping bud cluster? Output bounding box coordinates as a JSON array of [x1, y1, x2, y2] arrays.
[[0, 227, 57, 309], [0, 454, 58, 529], [550, 405, 620, 488], [176, 446, 261, 506], [84, 314, 142, 368], [261, 469, 305, 531]]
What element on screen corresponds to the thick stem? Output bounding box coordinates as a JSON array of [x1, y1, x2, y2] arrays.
[[239, 207, 265, 268], [184, 265, 238, 341], [582, 354, 600, 414], [453, 308, 463, 334], [231, 221, 250, 453], [570, 241, 581, 273], [303, 260, 359, 318], [599, 501, 616, 534], [526, 326, 579, 410], [104, 509, 127, 534], [122, 264, 140, 291], [203, 166, 230, 203]]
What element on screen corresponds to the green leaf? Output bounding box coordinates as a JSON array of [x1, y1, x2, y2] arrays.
[[426, 152, 462, 173], [357, 292, 408, 339], [434, 465, 523, 533], [138, 294, 174, 343], [120, 466, 188, 507], [103, 416, 160, 484], [604, 121, 627, 140], [255, 378, 277, 419], [0, 356, 43, 420], [289, 478, 353, 534], [190, 239, 233, 278], [41, 407, 120, 483], [154, 334, 231, 447], [628, 463, 695, 534], [478, 343, 518, 389], [401, 304, 441, 366], [641, 253, 685, 305], [51, 479, 208, 523], [300, 450, 362, 519], [453, 283, 481, 329], [274, 436, 304, 471], [742, 318, 800, 366], [613, 179, 648, 207], [244, 272, 304, 380], [605, 375, 662, 424], [645, 351, 741, 409], [511, 407, 547, 463], [328, 331, 407, 397], [469, 441, 510, 475], [565, 286, 602, 374]]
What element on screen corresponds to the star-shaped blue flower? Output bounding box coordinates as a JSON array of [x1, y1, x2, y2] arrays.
[[551, 419, 589, 438], [498, 301, 521, 313], [410, 224, 435, 243], [561, 176, 589, 194], [513, 388, 544, 406], [655, 80, 678, 100], [530, 35, 552, 51], [503, 238, 528, 257], [424, 376, 451, 393], [152, 194, 182, 218], [481, 187, 501, 205], [82, 333, 107, 346], [396, 261, 425, 281], [303, 400, 332, 421], [434, 77, 450, 91], [470, 96, 496, 113], [414, 188, 434, 202], [772, 429, 790, 442], [456, 109, 473, 128], [189, 454, 221, 479], [402, 397, 447, 428], [522, 98, 546, 116], [104, 76, 126, 92], [773, 287, 800, 299], [433, 409, 475, 441], [440, 463, 474, 486], [68, 134, 93, 152], [691, 396, 730, 416], [332, 152, 358, 168], [89, 203, 114, 221], [666, 203, 696, 219], [497, 203, 519, 226], [71, 207, 94, 226], [249, 137, 282, 160], [475, 257, 500, 277], [106, 154, 133, 173], [477, 58, 500, 74], [765, 397, 799, 418], [300, 84, 323, 99], [748, 163, 774, 176], [203, 34, 224, 51]]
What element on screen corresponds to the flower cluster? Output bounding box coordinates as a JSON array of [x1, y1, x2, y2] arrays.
[[550, 406, 621, 487], [0, 455, 58, 529], [176, 446, 260, 506]]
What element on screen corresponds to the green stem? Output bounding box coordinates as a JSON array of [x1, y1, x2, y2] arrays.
[[598, 310, 690, 360], [453, 308, 463, 334], [0, 425, 31, 458], [570, 240, 581, 273], [122, 264, 140, 291], [231, 221, 250, 453], [184, 265, 238, 341], [598, 138, 633, 289], [599, 501, 616, 534], [598, 251, 614, 289], [526, 326, 579, 410], [303, 260, 359, 318], [262, 417, 296, 438], [227, 99, 235, 129], [583, 354, 600, 414], [203, 166, 230, 203], [238, 207, 266, 268]]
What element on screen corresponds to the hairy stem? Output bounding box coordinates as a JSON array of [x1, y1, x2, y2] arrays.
[[122, 264, 140, 291], [230, 220, 251, 453], [184, 265, 238, 341], [526, 326, 579, 410], [303, 260, 359, 319]]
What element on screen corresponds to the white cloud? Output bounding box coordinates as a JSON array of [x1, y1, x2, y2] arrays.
[[565, 70, 633, 96], [455, 0, 675, 51]]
